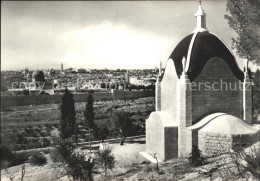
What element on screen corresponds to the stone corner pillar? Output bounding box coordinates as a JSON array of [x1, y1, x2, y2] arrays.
[[177, 73, 192, 157], [243, 72, 252, 124], [155, 77, 161, 112]]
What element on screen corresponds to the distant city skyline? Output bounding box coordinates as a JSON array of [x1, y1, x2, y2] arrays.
[[2, 1, 259, 71]]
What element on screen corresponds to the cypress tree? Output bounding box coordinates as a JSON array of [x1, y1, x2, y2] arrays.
[[84, 90, 95, 152], [60, 88, 76, 139]]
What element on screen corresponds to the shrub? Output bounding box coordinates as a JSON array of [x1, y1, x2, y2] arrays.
[[1, 145, 29, 167], [26, 141, 42, 149], [25, 128, 34, 135], [29, 153, 47, 166], [51, 138, 95, 180], [39, 138, 51, 147], [80, 133, 87, 139], [0, 145, 14, 162], [44, 124, 53, 129], [31, 132, 40, 137], [142, 164, 157, 173], [43, 148, 51, 154], [96, 145, 115, 177], [188, 146, 206, 167], [10, 152, 29, 167], [34, 127, 41, 132], [40, 131, 51, 137]]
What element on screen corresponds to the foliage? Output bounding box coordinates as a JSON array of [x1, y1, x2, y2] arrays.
[[188, 146, 206, 167], [93, 124, 110, 142], [110, 111, 134, 145], [29, 153, 47, 166], [0, 145, 14, 162], [12, 152, 29, 166], [84, 92, 95, 128], [1, 144, 29, 167], [84, 92, 96, 153], [225, 0, 260, 64], [50, 138, 95, 180], [96, 145, 115, 177], [60, 89, 76, 139]]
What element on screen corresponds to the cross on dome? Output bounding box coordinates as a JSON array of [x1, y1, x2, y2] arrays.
[[193, 0, 208, 33]]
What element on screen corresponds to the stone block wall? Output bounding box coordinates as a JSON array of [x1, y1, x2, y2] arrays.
[[198, 132, 233, 156], [192, 57, 243, 124], [199, 131, 260, 156]]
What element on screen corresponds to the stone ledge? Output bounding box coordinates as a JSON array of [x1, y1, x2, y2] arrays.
[[139, 152, 163, 163]]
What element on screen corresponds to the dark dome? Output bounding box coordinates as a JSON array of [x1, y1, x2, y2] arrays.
[[169, 31, 244, 81], [32, 70, 45, 82]]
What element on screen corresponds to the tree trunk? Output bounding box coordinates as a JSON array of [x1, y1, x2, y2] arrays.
[[120, 136, 126, 145], [105, 165, 107, 177], [89, 127, 92, 153]]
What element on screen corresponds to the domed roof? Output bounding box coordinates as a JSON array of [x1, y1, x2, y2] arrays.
[[163, 4, 244, 82], [32, 70, 45, 82], [169, 32, 244, 81], [189, 113, 259, 135]]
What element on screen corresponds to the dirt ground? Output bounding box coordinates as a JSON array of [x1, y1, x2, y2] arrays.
[[2, 141, 259, 181], [1, 142, 146, 181]]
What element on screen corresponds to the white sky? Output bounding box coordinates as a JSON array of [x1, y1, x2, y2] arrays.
[[1, 1, 259, 71]]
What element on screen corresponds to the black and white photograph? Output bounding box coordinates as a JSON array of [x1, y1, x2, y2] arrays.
[[1, 0, 260, 180]]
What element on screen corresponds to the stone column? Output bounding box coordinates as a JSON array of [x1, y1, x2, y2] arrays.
[[177, 72, 192, 157], [155, 77, 161, 111], [243, 71, 252, 124]]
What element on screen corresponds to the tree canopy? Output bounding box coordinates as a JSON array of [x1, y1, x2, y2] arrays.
[[225, 0, 260, 65]]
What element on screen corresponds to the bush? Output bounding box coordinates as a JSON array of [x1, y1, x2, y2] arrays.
[[29, 153, 47, 166], [142, 164, 157, 173], [0, 145, 29, 167], [80, 133, 87, 139], [51, 138, 95, 180], [0, 145, 14, 162], [96, 145, 115, 177], [25, 128, 34, 135], [11, 152, 29, 167], [40, 131, 51, 137], [26, 141, 42, 150], [188, 146, 206, 167]]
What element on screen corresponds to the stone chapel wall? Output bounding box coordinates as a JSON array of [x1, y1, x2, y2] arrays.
[[191, 57, 243, 124], [161, 59, 179, 116]]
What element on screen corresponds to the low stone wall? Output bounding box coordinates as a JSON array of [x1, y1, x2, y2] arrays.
[[199, 131, 260, 156], [199, 132, 233, 156]]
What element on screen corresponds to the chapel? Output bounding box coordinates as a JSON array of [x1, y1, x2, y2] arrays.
[[143, 3, 259, 161]]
